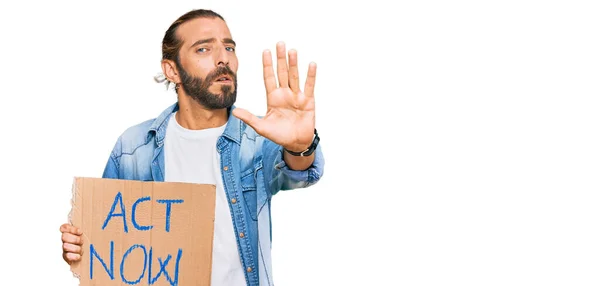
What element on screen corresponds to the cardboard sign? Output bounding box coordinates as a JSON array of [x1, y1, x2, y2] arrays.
[[69, 177, 216, 286]]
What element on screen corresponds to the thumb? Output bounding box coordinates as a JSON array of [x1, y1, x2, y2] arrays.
[[232, 108, 263, 133]]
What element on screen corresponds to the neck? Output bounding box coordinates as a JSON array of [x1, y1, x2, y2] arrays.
[[176, 92, 228, 130]]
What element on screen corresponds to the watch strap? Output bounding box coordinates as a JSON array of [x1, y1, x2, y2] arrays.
[[284, 129, 320, 157]]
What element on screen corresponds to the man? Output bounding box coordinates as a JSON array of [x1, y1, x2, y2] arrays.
[[59, 9, 324, 286]]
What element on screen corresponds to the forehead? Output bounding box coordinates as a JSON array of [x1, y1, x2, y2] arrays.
[[176, 17, 232, 46]]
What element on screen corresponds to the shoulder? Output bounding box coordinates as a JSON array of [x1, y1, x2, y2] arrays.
[[238, 115, 274, 149], [233, 114, 277, 161], [237, 113, 264, 139], [109, 102, 178, 158], [110, 118, 156, 158]]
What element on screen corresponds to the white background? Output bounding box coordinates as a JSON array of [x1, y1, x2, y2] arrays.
[[1, 0, 599, 285]]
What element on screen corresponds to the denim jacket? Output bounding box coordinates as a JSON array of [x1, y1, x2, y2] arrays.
[[101, 102, 324, 286]]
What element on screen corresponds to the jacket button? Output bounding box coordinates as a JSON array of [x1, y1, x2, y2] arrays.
[[231, 198, 237, 204], [239, 232, 245, 238], [247, 267, 252, 272], [223, 166, 229, 171]]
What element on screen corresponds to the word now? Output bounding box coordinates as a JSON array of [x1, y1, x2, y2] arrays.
[[102, 192, 184, 232], [90, 241, 183, 286]]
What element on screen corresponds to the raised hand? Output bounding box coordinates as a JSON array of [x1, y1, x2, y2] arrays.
[[232, 42, 316, 153]]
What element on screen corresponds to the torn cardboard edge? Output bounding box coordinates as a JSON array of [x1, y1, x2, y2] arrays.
[[68, 177, 81, 280]]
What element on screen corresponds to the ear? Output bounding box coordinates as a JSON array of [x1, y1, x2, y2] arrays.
[[161, 59, 181, 84]]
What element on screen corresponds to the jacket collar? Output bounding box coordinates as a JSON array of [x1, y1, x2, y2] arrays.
[[148, 102, 243, 146]]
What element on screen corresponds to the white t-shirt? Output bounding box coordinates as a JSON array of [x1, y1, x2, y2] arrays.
[[163, 112, 246, 286]]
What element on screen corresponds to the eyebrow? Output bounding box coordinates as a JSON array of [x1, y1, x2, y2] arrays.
[[190, 38, 236, 49]]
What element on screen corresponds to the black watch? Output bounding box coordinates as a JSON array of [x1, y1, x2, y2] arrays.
[[284, 129, 320, 157]]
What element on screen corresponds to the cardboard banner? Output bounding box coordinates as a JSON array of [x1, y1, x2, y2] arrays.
[[69, 177, 216, 286]]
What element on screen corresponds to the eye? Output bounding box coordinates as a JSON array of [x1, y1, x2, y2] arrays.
[[197, 47, 208, 53], [226, 47, 235, 52]]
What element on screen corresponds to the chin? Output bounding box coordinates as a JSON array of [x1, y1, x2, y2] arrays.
[[210, 87, 232, 95]]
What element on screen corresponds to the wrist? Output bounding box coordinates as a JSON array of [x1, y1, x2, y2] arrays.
[[284, 129, 319, 157], [283, 143, 311, 153]]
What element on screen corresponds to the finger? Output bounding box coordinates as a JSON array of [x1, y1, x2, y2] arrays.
[[62, 232, 82, 245], [64, 252, 81, 263], [60, 223, 83, 235], [232, 108, 265, 134], [63, 243, 82, 255], [276, 41, 289, 88], [262, 50, 277, 94], [62, 252, 70, 264], [288, 49, 300, 93], [304, 62, 317, 97]]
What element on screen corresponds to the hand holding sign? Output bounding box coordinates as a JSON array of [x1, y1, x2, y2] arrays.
[[60, 223, 83, 264]]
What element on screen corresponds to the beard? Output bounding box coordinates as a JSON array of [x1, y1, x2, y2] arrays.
[[175, 60, 237, 110]]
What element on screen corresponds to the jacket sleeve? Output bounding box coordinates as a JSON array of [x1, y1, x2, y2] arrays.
[[101, 137, 121, 179], [261, 138, 324, 195]]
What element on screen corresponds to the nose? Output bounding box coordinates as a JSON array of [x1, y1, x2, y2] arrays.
[[215, 46, 229, 67]]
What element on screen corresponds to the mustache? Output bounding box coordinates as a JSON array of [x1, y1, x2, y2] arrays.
[[206, 65, 236, 82]]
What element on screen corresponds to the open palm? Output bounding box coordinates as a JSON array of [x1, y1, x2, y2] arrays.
[[232, 42, 317, 152]]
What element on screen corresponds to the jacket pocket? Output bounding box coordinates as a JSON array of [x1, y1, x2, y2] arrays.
[[240, 163, 267, 221], [241, 168, 258, 221]]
